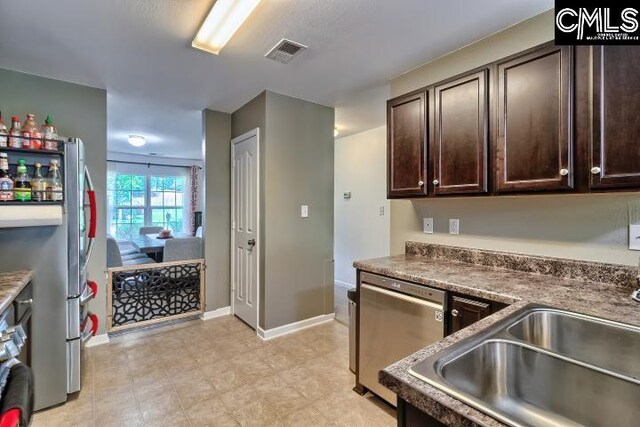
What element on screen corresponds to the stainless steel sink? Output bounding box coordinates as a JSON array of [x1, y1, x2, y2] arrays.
[[409, 305, 640, 427], [507, 309, 640, 381]]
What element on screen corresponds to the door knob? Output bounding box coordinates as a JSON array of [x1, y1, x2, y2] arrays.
[[418, 180, 424, 187], [591, 166, 602, 175], [247, 239, 256, 247], [560, 168, 569, 176], [433, 179, 439, 186], [451, 309, 459, 317]]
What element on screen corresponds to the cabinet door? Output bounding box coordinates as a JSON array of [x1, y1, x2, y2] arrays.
[[496, 45, 573, 192], [433, 70, 488, 194], [450, 296, 490, 334], [590, 46, 640, 189], [387, 91, 427, 197]]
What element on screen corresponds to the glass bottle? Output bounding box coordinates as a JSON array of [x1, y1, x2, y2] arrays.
[[13, 159, 31, 202], [0, 153, 13, 201], [32, 162, 46, 202], [42, 115, 58, 151], [0, 112, 7, 148], [46, 159, 63, 201], [8, 117, 22, 148], [21, 113, 41, 150]]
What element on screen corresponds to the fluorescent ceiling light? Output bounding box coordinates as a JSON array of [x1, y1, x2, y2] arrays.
[[192, 0, 262, 55], [128, 135, 146, 147]]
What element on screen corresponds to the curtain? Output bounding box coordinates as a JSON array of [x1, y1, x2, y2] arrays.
[[189, 165, 199, 235]]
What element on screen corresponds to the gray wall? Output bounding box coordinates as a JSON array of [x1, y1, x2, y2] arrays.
[[263, 91, 334, 330], [203, 110, 232, 310], [389, 10, 640, 266], [231, 91, 334, 330]]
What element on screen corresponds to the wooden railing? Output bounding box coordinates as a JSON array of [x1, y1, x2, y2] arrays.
[[106, 259, 205, 332]]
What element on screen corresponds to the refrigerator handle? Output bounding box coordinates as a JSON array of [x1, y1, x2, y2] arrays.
[[80, 313, 98, 343], [83, 165, 96, 273]]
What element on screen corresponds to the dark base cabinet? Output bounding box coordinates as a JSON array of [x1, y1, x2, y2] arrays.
[[397, 398, 446, 427], [447, 293, 506, 335]]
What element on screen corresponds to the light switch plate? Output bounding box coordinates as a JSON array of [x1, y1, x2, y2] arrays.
[[301, 205, 309, 218], [449, 219, 460, 235], [629, 224, 640, 250], [423, 218, 434, 234]]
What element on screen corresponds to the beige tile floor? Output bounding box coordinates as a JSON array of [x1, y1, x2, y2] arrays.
[[32, 316, 396, 426]]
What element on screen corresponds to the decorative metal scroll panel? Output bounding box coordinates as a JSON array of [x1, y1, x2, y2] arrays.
[[109, 260, 204, 330]]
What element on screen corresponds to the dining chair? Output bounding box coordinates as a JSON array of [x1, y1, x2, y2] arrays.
[[107, 237, 156, 268], [116, 239, 140, 255], [139, 226, 163, 235], [195, 226, 203, 238], [163, 237, 204, 262]]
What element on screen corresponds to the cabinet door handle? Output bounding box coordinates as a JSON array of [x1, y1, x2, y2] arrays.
[[560, 168, 569, 176], [451, 309, 459, 317], [418, 180, 424, 187], [591, 166, 602, 175], [433, 179, 439, 186]]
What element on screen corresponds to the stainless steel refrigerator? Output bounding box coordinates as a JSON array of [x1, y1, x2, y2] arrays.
[[0, 138, 98, 410]]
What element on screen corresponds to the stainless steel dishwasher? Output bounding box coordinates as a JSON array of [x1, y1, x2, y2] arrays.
[[358, 272, 445, 406]]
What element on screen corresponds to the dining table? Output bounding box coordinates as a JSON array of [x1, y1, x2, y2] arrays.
[[128, 232, 193, 261]]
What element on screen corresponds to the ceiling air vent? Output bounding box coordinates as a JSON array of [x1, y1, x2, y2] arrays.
[[265, 38, 308, 64]]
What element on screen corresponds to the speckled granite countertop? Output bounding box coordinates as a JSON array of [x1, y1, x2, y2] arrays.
[[0, 270, 32, 313], [354, 243, 640, 427]]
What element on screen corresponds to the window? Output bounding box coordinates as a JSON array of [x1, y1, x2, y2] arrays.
[[107, 174, 146, 239], [150, 176, 184, 232], [107, 164, 189, 239]]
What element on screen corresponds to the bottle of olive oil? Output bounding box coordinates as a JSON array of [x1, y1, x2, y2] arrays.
[[31, 162, 46, 202]]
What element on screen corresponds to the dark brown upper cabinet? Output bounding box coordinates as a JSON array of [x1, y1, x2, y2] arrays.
[[590, 46, 640, 189], [387, 90, 428, 198], [433, 69, 489, 195], [496, 45, 574, 193]]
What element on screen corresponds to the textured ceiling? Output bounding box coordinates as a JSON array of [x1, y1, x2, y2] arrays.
[[0, 0, 552, 159]]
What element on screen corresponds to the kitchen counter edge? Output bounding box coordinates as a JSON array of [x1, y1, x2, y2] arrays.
[[0, 270, 33, 314]]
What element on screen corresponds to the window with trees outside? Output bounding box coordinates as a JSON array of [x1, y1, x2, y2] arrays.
[[107, 165, 189, 239]]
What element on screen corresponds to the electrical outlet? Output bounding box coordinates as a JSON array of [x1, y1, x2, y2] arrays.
[[630, 224, 640, 250], [423, 218, 434, 234], [449, 219, 460, 235], [301, 205, 309, 218], [378, 206, 385, 216]]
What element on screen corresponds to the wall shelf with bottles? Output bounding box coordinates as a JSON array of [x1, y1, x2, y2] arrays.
[[1, 142, 65, 206]]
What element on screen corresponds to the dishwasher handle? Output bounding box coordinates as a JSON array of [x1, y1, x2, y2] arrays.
[[360, 272, 445, 305], [361, 283, 444, 311]]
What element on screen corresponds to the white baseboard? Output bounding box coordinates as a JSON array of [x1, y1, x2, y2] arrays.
[[334, 279, 355, 289], [257, 313, 335, 341], [86, 333, 110, 347], [200, 306, 231, 321]]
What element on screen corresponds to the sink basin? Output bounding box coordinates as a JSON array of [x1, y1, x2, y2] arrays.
[[435, 339, 640, 427], [409, 304, 640, 427], [508, 309, 640, 380]]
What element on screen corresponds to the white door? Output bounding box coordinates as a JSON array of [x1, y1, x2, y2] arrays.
[[231, 129, 259, 329]]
